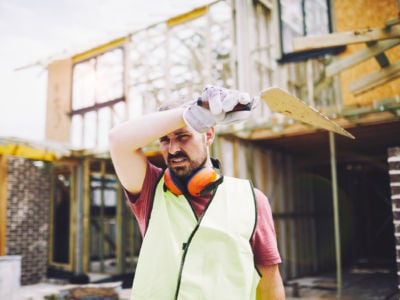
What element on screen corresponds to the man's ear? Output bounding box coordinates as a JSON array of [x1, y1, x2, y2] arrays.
[[205, 127, 215, 146]]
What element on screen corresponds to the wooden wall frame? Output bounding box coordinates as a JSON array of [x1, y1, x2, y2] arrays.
[[48, 161, 78, 271]]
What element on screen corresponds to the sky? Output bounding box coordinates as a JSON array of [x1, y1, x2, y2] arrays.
[[0, 0, 212, 141]]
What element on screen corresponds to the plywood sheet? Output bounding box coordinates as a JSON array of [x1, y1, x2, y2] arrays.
[[334, 0, 400, 106], [46, 58, 73, 142]]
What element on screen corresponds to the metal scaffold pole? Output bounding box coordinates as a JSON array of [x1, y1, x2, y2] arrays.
[[329, 132, 342, 299]]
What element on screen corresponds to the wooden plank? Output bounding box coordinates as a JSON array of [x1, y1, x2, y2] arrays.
[[292, 25, 400, 52], [72, 37, 126, 63], [348, 60, 400, 95], [366, 41, 390, 68], [46, 58, 73, 143], [166, 6, 208, 27], [385, 18, 400, 28], [373, 52, 390, 68], [116, 180, 124, 273], [68, 164, 76, 272], [326, 39, 400, 77], [48, 165, 55, 265], [0, 156, 8, 256], [82, 159, 90, 273]]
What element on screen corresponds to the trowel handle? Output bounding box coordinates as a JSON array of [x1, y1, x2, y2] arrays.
[[197, 97, 252, 111]]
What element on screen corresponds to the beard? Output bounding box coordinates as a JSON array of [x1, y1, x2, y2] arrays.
[[167, 150, 208, 181]]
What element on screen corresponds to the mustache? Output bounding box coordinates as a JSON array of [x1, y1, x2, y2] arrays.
[[168, 151, 188, 161]]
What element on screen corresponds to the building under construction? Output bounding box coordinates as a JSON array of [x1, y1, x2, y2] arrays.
[[1, 0, 400, 297]]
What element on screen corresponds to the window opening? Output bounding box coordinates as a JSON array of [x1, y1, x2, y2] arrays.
[[71, 47, 125, 149], [278, 0, 343, 63]]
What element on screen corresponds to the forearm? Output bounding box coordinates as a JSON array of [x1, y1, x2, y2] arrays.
[[109, 107, 186, 151], [256, 264, 285, 300]]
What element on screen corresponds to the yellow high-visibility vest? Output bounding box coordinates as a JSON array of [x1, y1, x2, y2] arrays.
[[131, 176, 260, 300]]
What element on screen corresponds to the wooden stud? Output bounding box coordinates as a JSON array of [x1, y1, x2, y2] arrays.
[[116, 179, 124, 274], [72, 37, 127, 63], [99, 161, 105, 273], [48, 164, 55, 266], [366, 41, 390, 68], [292, 25, 400, 52], [48, 162, 79, 271], [326, 39, 400, 77], [166, 6, 208, 27], [82, 159, 90, 273], [348, 60, 400, 95], [46, 58, 73, 143], [69, 164, 77, 272], [233, 140, 239, 178], [385, 18, 400, 28]]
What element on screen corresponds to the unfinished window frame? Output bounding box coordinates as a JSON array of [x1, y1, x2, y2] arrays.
[[70, 44, 126, 150], [277, 0, 344, 63]]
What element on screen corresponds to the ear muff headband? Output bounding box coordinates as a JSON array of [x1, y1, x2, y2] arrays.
[[164, 167, 218, 197], [164, 168, 183, 196], [187, 168, 218, 197]]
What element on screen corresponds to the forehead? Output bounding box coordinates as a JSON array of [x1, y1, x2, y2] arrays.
[[161, 127, 196, 139]]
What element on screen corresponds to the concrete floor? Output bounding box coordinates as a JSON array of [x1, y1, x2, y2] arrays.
[[285, 267, 399, 300], [16, 280, 131, 300], [15, 268, 400, 300]]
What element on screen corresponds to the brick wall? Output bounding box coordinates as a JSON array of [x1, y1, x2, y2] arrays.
[[5, 156, 51, 285], [388, 147, 400, 289]]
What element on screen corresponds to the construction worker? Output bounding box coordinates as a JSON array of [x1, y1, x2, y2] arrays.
[[109, 86, 285, 299]]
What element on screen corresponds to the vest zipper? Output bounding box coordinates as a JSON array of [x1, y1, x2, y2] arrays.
[[173, 188, 218, 300], [173, 222, 200, 300]]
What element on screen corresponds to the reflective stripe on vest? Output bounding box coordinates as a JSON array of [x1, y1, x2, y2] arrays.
[[131, 176, 260, 300]]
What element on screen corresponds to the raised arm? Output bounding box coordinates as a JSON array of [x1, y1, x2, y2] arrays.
[[108, 86, 254, 195], [108, 107, 186, 194]]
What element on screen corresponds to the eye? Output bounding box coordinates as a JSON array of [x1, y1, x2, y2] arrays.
[[177, 134, 190, 141], [159, 136, 169, 144]]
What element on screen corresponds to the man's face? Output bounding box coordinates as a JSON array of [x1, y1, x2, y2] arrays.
[[159, 127, 213, 180]]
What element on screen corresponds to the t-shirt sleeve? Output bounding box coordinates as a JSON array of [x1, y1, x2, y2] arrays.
[[251, 188, 282, 267], [124, 161, 163, 236]]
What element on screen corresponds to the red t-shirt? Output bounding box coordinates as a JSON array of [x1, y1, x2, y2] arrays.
[[125, 161, 281, 267]]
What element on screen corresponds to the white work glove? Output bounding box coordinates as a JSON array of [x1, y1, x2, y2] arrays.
[[183, 85, 256, 133]]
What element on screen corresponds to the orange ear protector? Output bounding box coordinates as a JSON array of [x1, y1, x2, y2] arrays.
[[164, 167, 219, 197]]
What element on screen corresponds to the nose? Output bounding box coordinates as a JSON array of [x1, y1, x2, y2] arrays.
[[168, 140, 180, 154]]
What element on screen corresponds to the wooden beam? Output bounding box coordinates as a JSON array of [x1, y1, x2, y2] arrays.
[[46, 58, 73, 143], [348, 60, 400, 95], [82, 159, 90, 273], [166, 6, 208, 27], [326, 39, 400, 77], [293, 25, 400, 52], [68, 164, 77, 272], [366, 41, 389, 68], [72, 37, 127, 63], [116, 180, 124, 273], [0, 156, 8, 256], [69, 97, 125, 116], [385, 18, 400, 27]]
